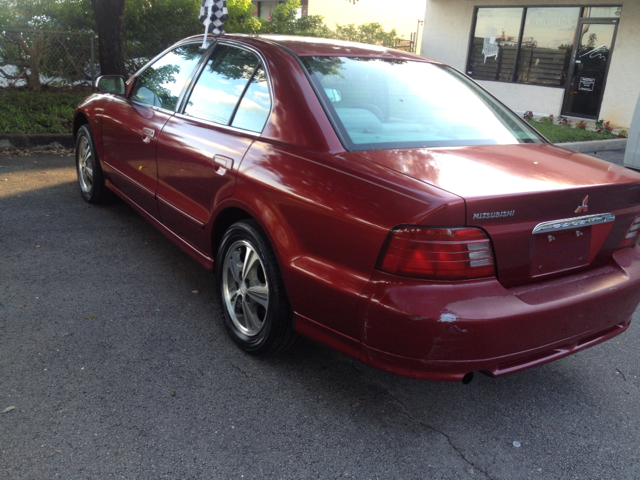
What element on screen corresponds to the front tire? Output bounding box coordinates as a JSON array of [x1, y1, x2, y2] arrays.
[[216, 220, 298, 355], [75, 124, 112, 204]]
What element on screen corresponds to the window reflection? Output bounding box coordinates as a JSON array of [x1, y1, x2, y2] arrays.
[[467, 6, 616, 88], [131, 43, 203, 111], [467, 8, 523, 81], [304, 56, 543, 150], [185, 45, 259, 125], [517, 7, 579, 86], [232, 67, 271, 132]]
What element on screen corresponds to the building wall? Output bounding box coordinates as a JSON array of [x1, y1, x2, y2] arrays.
[[421, 0, 640, 127], [308, 0, 425, 41]]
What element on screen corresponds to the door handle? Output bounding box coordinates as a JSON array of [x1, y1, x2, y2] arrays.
[[141, 127, 155, 144], [213, 155, 234, 175]]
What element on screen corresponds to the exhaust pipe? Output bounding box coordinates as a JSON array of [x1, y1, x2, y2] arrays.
[[462, 372, 474, 384]]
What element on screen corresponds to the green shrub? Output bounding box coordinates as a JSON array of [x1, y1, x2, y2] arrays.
[[0, 87, 91, 134]]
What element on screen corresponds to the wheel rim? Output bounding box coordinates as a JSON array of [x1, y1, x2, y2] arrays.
[[77, 135, 94, 194], [222, 240, 269, 337]]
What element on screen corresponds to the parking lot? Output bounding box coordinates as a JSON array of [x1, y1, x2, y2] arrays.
[[1, 151, 639, 479]]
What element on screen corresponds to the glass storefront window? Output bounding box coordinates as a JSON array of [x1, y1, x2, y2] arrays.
[[517, 7, 580, 86], [584, 7, 621, 18], [467, 5, 621, 88], [467, 8, 523, 81]]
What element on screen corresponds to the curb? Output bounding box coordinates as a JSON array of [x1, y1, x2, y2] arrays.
[[0, 133, 74, 150], [556, 138, 627, 153]]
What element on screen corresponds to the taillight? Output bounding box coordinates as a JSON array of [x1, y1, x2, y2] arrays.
[[377, 227, 495, 280], [618, 214, 640, 249]]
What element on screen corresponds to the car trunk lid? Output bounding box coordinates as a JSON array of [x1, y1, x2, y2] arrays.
[[354, 144, 640, 286]]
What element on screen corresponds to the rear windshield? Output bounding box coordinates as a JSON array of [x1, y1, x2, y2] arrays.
[[301, 56, 545, 151]]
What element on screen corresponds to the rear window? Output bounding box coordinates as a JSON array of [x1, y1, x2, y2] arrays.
[[301, 56, 544, 151]]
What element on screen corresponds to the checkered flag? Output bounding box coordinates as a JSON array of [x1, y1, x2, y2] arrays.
[[199, 0, 228, 48]]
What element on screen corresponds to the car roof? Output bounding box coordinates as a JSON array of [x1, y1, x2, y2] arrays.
[[185, 34, 437, 62]]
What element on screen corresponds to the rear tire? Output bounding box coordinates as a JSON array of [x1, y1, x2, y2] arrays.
[[75, 124, 112, 204], [216, 220, 298, 355]]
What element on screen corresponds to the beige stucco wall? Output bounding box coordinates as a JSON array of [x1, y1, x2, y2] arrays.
[[421, 0, 640, 127], [308, 0, 425, 41], [477, 81, 566, 117]]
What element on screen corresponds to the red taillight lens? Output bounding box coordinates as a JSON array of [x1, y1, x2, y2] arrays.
[[377, 227, 495, 280], [618, 214, 640, 249]]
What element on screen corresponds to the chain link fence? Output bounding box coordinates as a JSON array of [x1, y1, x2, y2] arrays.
[[0, 29, 96, 89]]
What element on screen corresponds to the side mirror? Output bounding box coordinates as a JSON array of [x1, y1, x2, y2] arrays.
[[96, 75, 126, 95]]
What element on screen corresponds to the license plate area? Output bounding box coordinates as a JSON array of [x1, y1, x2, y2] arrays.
[[532, 227, 591, 277]]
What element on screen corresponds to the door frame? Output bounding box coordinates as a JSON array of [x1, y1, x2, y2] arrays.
[[561, 16, 619, 119]]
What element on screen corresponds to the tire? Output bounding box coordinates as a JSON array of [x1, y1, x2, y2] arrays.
[[75, 124, 112, 204], [216, 220, 298, 355]]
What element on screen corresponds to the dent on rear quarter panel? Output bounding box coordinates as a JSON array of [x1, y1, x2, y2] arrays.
[[232, 139, 465, 342]]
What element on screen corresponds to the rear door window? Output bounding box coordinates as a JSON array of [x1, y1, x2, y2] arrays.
[[184, 45, 271, 132]]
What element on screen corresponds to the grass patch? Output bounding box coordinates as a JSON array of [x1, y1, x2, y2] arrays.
[[527, 119, 618, 143], [0, 87, 92, 134]]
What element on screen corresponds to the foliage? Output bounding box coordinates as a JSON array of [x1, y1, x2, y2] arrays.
[[290, 13, 332, 38], [248, 0, 331, 37], [527, 118, 618, 143], [225, 0, 261, 33], [595, 119, 613, 133], [226, 0, 390, 43], [123, 0, 202, 69], [0, 0, 95, 89], [0, 0, 92, 31], [538, 114, 554, 124], [1, 0, 403, 84], [334, 22, 400, 47], [558, 116, 571, 126], [0, 87, 91, 133]]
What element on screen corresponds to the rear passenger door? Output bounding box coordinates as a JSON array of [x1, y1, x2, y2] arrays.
[[155, 43, 271, 255]]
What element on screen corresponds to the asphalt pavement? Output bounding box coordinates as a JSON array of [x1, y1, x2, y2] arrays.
[[1, 149, 639, 479]]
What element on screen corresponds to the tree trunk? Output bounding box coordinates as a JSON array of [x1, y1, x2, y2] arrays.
[[90, 0, 127, 77]]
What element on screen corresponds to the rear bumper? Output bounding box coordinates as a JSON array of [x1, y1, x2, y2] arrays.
[[357, 246, 640, 381]]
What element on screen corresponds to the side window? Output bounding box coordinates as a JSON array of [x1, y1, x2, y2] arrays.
[[131, 43, 203, 111], [184, 45, 271, 131], [231, 67, 271, 132]]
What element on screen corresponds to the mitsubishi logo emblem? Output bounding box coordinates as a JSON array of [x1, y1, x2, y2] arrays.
[[575, 195, 589, 214]]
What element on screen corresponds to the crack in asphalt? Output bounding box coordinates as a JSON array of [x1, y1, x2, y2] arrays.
[[231, 364, 252, 378], [346, 360, 494, 478], [386, 390, 494, 479], [616, 367, 628, 381], [338, 365, 493, 479]]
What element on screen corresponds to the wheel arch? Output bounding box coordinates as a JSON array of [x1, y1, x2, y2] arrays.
[[210, 199, 299, 289], [73, 112, 90, 142], [212, 207, 254, 259]]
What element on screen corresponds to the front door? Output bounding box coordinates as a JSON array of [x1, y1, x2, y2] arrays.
[[562, 19, 618, 118], [100, 42, 205, 219]]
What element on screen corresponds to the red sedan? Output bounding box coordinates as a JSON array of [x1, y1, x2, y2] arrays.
[[73, 34, 640, 382]]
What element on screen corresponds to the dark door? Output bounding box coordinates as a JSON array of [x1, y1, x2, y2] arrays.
[[562, 19, 618, 118]]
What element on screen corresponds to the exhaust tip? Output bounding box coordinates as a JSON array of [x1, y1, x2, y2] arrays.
[[462, 372, 474, 385]]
